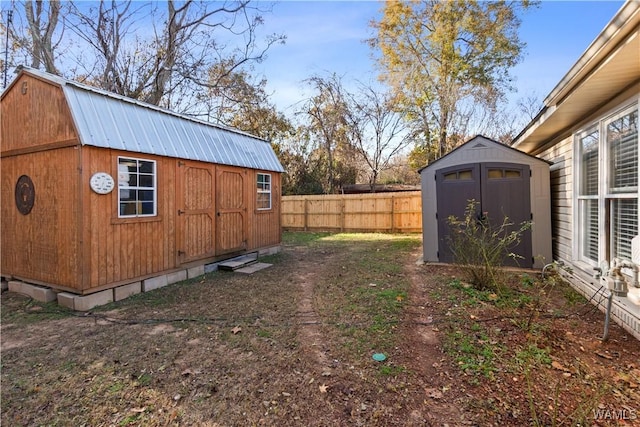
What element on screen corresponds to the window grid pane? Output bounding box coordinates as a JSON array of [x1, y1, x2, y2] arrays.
[[608, 110, 638, 193], [581, 199, 599, 262], [118, 157, 156, 217], [257, 173, 271, 210], [580, 129, 599, 196], [612, 198, 638, 261]]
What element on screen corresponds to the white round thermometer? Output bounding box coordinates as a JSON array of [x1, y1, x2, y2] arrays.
[[90, 172, 115, 194]]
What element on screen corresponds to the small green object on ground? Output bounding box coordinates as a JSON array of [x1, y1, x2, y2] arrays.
[[372, 353, 387, 362]]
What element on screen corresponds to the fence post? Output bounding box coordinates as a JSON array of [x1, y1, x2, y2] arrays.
[[340, 198, 345, 232], [304, 198, 309, 231], [391, 195, 395, 233]]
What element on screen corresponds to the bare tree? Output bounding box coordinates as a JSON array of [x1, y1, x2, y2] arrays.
[[370, 1, 537, 158], [53, 0, 284, 109], [517, 92, 543, 123], [8, 0, 64, 74], [347, 84, 412, 191], [300, 74, 355, 194]]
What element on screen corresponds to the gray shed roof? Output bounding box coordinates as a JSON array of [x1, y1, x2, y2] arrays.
[[14, 67, 285, 173]]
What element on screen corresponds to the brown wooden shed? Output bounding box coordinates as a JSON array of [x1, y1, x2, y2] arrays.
[[1, 67, 284, 297]]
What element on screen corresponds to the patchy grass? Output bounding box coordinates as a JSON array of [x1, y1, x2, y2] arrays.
[[421, 266, 640, 425], [1, 232, 639, 427]]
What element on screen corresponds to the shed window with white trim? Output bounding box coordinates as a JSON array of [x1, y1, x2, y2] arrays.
[[257, 173, 271, 210], [575, 104, 638, 264], [118, 157, 157, 217]]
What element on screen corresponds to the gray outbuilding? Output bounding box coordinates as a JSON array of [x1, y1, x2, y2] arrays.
[[420, 135, 552, 269]]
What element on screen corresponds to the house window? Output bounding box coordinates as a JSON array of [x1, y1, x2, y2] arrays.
[[118, 157, 156, 218], [576, 104, 638, 265], [257, 173, 271, 210], [607, 109, 638, 261]]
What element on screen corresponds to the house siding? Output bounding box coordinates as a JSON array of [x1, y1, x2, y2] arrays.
[[535, 90, 640, 340], [538, 135, 574, 264]]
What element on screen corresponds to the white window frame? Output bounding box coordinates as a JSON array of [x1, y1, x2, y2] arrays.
[[574, 101, 639, 266], [576, 126, 600, 265], [257, 173, 272, 211], [117, 156, 157, 218]]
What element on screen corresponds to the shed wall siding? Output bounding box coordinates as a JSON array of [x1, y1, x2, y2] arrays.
[[81, 149, 281, 293], [249, 171, 282, 249], [83, 147, 176, 292], [1, 147, 81, 289], [1, 74, 77, 153]]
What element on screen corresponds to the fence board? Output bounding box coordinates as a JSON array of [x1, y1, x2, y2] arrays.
[[281, 191, 422, 233]]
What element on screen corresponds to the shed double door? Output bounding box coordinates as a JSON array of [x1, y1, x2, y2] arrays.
[[177, 163, 247, 264], [436, 162, 533, 268]]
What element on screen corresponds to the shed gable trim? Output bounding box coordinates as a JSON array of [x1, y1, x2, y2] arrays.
[[418, 135, 551, 173]]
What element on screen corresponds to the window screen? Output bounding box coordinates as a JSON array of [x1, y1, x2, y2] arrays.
[[607, 109, 638, 260]]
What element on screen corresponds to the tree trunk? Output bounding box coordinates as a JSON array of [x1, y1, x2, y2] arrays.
[[25, 0, 60, 74]]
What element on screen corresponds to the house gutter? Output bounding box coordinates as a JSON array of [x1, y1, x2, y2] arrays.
[[512, 0, 640, 150]]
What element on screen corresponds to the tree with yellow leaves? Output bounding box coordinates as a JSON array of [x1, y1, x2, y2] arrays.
[[370, 0, 537, 165]]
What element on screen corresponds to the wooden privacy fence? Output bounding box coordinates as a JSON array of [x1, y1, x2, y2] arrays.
[[281, 191, 422, 233]]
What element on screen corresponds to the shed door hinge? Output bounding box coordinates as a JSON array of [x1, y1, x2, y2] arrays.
[[435, 212, 438, 219]]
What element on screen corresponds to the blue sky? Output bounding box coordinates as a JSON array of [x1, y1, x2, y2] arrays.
[[255, 1, 626, 115]]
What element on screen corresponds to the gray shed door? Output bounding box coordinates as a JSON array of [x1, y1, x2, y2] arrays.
[[436, 162, 532, 268]]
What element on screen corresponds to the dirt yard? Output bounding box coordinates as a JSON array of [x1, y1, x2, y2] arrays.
[[2, 232, 639, 426]]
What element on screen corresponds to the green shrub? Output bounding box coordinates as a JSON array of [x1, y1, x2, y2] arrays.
[[446, 200, 531, 292]]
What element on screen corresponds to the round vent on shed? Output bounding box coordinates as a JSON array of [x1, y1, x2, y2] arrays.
[[15, 175, 35, 215]]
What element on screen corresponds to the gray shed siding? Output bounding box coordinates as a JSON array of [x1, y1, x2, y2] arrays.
[[420, 136, 552, 269]]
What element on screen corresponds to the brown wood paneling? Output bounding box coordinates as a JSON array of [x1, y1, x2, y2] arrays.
[[176, 160, 216, 263], [216, 166, 248, 254], [249, 171, 282, 249], [82, 148, 176, 292], [0, 147, 81, 289], [1, 74, 78, 153]]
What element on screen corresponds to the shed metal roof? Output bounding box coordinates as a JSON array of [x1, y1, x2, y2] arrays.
[[13, 67, 285, 173]]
